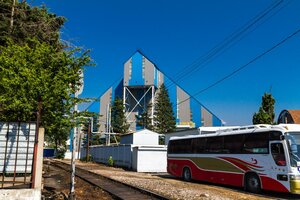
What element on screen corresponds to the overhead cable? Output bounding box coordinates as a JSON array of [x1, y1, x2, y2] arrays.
[[177, 27, 300, 106]]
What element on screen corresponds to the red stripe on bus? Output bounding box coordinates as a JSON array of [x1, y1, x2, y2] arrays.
[[168, 158, 289, 192], [260, 176, 289, 192], [168, 159, 243, 187]]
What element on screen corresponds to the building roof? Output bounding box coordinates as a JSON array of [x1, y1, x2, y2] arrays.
[[120, 129, 159, 137], [288, 110, 300, 124]]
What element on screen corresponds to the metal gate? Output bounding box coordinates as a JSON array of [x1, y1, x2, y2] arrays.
[[0, 121, 37, 188]]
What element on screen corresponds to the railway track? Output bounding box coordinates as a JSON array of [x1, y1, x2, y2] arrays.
[[47, 160, 170, 200]]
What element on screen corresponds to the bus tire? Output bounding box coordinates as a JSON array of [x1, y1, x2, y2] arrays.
[[245, 173, 261, 193], [183, 167, 192, 181]]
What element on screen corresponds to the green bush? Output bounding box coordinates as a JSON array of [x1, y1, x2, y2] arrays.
[[80, 154, 93, 162], [55, 146, 66, 159], [108, 156, 114, 166]]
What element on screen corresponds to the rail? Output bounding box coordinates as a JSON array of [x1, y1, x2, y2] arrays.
[[48, 160, 170, 200]]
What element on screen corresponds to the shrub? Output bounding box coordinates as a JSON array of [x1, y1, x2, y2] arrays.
[[108, 156, 114, 166], [55, 146, 66, 159]]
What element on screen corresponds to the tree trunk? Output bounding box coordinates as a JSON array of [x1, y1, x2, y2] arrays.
[[9, 0, 16, 34]]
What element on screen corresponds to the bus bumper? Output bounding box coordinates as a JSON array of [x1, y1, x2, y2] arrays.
[[290, 180, 300, 194]]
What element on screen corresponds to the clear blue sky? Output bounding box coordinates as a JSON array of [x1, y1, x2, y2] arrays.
[[31, 0, 300, 125]]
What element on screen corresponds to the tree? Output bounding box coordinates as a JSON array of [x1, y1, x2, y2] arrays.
[[153, 84, 176, 134], [0, 1, 92, 148], [80, 113, 104, 147], [253, 93, 275, 124], [111, 97, 129, 134], [0, 38, 92, 146], [136, 103, 153, 130], [0, 0, 65, 48]]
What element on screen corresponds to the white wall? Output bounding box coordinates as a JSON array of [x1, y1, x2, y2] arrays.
[[132, 146, 167, 172], [133, 133, 158, 145], [120, 130, 159, 145], [64, 150, 80, 159], [0, 122, 36, 173], [81, 145, 132, 168], [81, 144, 167, 172]]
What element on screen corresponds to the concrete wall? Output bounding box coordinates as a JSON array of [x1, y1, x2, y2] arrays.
[[0, 189, 41, 200], [33, 128, 44, 190], [177, 86, 191, 124], [99, 87, 112, 132], [144, 57, 155, 85], [156, 71, 164, 87], [201, 107, 213, 127], [124, 52, 157, 86], [124, 59, 131, 86]]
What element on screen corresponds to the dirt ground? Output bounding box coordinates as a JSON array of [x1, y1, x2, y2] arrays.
[[42, 162, 114, 200], [62, 159, 300, 200]]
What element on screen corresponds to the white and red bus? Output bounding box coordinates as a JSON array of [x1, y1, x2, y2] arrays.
[[167, 124, 300, 194]]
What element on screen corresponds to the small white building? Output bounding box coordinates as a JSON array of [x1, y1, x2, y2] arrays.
[[132, 145, 167, 172], [81, 129, 167, 172], [120, 129, 159, 145]]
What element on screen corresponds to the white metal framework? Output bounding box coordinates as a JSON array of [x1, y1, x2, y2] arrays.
[[123, 85, 155, 129]]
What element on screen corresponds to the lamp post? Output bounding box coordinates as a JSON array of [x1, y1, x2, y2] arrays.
[[69, 70, 83, 200], [69, 92, 78, 200]]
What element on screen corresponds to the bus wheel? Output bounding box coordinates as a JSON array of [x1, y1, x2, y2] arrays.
[[245, 174, 261, 193], [183, 167, 192, 181]]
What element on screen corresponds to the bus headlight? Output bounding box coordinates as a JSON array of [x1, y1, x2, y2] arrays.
[[290, 175, 300, 180]]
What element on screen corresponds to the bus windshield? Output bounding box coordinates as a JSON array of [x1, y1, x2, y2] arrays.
[[285, 132, 300, 167]]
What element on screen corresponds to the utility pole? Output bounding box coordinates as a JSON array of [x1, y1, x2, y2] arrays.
[[69, 91, 77, 200], [86, 123, 90, 162], [69, 69, 84, 200]]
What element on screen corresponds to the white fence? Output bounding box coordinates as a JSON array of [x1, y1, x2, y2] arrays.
[[0, 122, 36, 173], [81, 145, 132, 168], [81, 144, 167, 172]]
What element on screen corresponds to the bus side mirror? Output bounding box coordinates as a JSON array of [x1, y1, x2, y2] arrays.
[[280, 135, 285, 140]]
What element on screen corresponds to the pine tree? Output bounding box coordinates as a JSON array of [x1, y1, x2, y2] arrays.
[[111, 97, 129, 134], [253, 93, 275, 124], [0, 0, 65, 48], [136, 103, 153, 130], [153, 84, 176, 133]]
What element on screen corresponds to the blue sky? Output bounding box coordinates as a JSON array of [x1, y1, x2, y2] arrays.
[[31, 0, 300, 125]]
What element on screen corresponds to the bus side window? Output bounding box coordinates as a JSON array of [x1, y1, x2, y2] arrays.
[[271, 143, 286, 166], [192, 138, 206, 153], [224, 134, 244, 154], [242, 132, 269, 154]]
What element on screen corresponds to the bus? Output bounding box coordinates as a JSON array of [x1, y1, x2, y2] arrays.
[[167, 124, 300, 194]]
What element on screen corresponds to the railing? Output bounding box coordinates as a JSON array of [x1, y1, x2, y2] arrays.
[[0, 121, 37, 189]]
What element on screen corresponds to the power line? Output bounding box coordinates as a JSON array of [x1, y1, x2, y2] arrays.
[[177, 27, 300, 106], [165, 0, 286, 89], [167, 0, 285, 87]]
